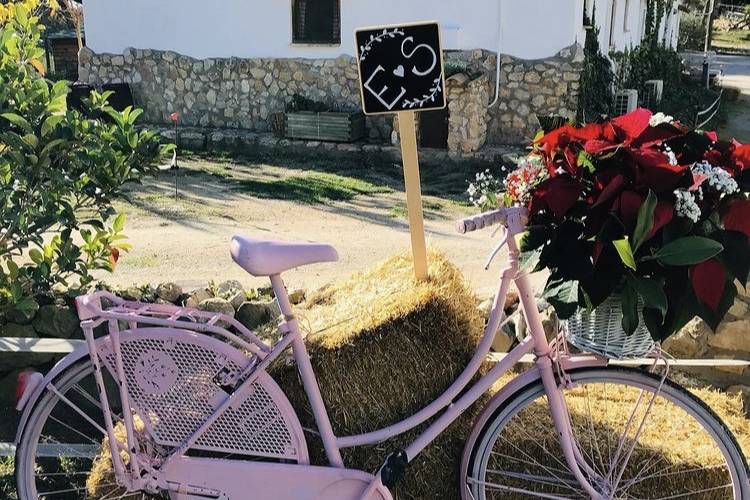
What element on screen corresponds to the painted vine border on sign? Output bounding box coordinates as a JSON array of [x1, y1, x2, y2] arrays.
[[354, 21, 446, 116]]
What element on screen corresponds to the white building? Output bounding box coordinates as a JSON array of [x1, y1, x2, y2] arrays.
[[79, 0, 681, 148]]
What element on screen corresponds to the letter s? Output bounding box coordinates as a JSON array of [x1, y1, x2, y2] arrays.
[[400, 36, 437, 77]]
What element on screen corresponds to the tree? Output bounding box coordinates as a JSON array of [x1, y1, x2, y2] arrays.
[[0, 1, 170, 319]]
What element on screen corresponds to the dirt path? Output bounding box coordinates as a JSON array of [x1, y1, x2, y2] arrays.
[[104, 159, 546, 299], [716, 54, 750, 142]]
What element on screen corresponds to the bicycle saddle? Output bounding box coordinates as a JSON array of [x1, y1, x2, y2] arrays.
[[230, 235, 339, 276]]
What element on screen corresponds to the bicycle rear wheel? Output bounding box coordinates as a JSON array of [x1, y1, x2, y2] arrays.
[[15, 358, 162, 499], [463, 367, 749, 499]]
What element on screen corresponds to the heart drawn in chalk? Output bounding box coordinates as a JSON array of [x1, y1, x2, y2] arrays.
[[393, 65, 405, 78]]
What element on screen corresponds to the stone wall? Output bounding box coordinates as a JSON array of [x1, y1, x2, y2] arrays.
[[446, 73, 491, 153], [78, 47, 392, 141], [79, 45, 583, 147], [448, 46, 583, 145]]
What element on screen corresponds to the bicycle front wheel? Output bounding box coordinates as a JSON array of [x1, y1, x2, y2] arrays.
[[464, 367, 749, 499]]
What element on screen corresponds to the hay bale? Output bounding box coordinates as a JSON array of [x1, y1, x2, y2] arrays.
[[271, 250, 486, 500], [86, 416, 147, 498]]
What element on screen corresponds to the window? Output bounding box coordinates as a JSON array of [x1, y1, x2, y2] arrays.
[[292, 0, 341, 45]]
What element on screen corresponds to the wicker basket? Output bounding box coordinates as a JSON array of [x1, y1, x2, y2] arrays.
[[565, 294, 655, 359]]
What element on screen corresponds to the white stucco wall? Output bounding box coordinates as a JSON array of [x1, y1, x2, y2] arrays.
[[83, 0, 584, 61], [587, 0, 680, 51]]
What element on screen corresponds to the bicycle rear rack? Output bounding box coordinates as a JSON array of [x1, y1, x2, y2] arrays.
[[75, 291, 272, 358]]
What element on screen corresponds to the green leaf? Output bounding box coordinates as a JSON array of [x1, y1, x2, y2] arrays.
[[621, 283, 640, 335], [542, 276, 580, 319], [1, 113, 32, 133], [625, 274, 667, 320], [112, 213, 126, 232], [577, 151, 595, 173], [28, 249, 43, 264], [632, 190, 656, 251], [41, 115, 64, 138], [651, 237, 723, 266], [613, 237, 637, 270]]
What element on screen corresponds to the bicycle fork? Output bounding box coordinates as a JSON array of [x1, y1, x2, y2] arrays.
[[538, 357, 607, 500]]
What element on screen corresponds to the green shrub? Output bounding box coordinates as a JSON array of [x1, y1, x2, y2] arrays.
[[678, 11, 707, 51], [0, 4, 169, 318], [577, 18, 614, 123]]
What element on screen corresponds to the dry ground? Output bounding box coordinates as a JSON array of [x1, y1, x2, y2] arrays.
[[103, 151, 545, 298]]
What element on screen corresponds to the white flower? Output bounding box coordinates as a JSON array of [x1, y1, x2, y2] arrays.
[[467, 184, 477, 196], [691, 161, 738, 195], [665, 149, 678, 166], [478, 194, 488, 206], [649, 112, 674, 127], [674, 189, 701, 223]]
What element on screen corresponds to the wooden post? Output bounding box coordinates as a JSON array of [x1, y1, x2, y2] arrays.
[[397, 111, 428, 280]]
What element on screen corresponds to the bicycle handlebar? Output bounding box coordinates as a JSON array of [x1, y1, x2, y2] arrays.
[[455, 208, 509, 234]]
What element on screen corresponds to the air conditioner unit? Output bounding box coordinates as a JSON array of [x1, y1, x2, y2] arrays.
[[643, 80, 664, 109], [613, 89, 638, 115]]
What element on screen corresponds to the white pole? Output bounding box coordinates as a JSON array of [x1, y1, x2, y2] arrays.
[[488, 0, 503, 108]]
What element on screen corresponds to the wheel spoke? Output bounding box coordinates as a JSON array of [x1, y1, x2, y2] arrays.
[[465, 371, 744, 500]]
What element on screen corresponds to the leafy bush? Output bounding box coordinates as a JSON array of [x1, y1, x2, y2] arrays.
[[678, 11, 707, 51], [577, 19, 614, 123], [285, 94, 330, 113], [612, 45, 720, 125], [0, 2, 169, 318]]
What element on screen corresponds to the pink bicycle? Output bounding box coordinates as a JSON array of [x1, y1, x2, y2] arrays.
[[14, 207, 750, 499]]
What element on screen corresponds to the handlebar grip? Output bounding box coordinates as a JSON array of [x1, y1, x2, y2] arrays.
[[456, 208, 508, 234]]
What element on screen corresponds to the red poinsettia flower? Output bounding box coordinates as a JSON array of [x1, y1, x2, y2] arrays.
[[529, 176, 582, 218], [630, 148, 688, 193], [722, 199, 750, 239], [647, 201, 674, 240], [690, 258, 726, 311], [732, 143, 750, 171]]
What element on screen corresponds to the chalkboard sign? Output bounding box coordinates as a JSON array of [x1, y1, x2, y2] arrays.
[[355, 21, 446, 115]]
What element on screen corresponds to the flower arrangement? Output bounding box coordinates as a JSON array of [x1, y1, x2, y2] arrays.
[[497, 108, 750, 341]]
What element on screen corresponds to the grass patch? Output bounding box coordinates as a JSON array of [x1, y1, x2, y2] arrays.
[[713, 29, 750, 53], [388, 199, 446, 219], [183, 147, 508, 202], [234, 172, 391, 204]]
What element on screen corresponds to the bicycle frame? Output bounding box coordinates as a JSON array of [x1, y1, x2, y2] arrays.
[[265, 227, 606, 497], [18, 215, 607, 498]]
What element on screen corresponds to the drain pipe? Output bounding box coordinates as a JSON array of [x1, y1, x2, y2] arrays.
[[488, 0, 503, 108]]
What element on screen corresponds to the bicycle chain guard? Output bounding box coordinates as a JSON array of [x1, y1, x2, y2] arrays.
[[97, 328, 309, 463]]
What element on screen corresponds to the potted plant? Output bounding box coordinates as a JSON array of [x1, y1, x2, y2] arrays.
[[284, 94, 365, 142], [471, 109, 750, 355]]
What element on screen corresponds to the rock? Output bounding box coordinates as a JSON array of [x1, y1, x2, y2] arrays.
[[256, 285, 275, 299], [1, 323, 37, 338], [728, 299, 749, 318], [663, 317, 710, 357], [478, 298, 494, 318], [288, 289, 306, 305], [5, 300, 39, 324], [120, 286, 144, 302], [197, 298, 235, 318], [726, 385, 750, 417], [707, 320, 750, 352], [236, 301, 273, 330], [227, 291, 246, 310], [492, 330, 514, 353], [156, 282, 183, 303], [185, 287, 213, 307], [32, 305, 79, 339], [540, 307, 559, 341], [216, 280, 244, 297]]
